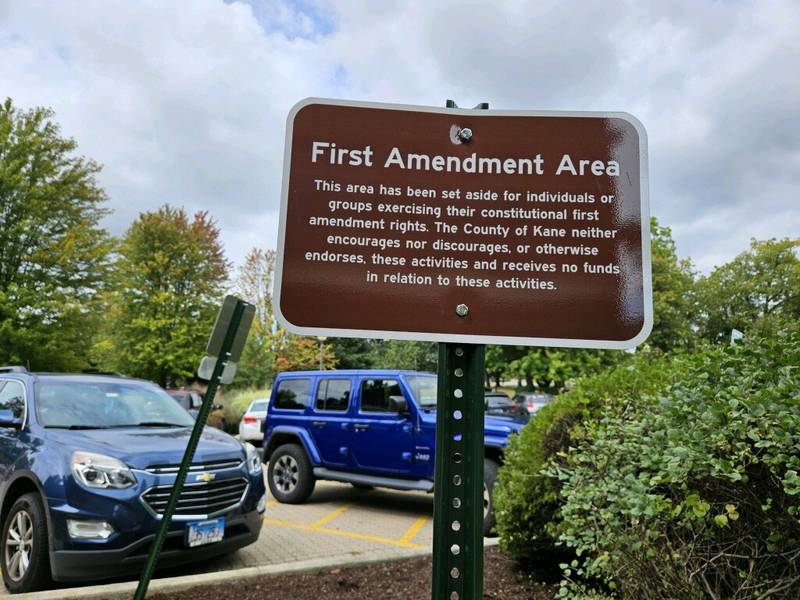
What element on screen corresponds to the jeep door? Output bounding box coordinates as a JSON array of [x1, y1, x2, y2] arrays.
[[308, 377, 354, 468], [351, 377, 414, 475]]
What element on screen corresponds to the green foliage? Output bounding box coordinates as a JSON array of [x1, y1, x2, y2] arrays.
[[696, 237, 800, 342], [551, 333, 800, 599], [275, 334, 336, 371], [369, 340, 438, 371], [508, 348, 623, 391], [218, 387, 271, 432], [96, 205, 228, 386], [233, 248, 277, 389], [649, 217, 697, 350], [328, 337, 376, 369], [494, 350, 674, 563], [0, 98, 112, 371]]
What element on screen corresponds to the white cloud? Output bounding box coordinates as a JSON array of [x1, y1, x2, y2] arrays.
[[1, 0, 798, 273]]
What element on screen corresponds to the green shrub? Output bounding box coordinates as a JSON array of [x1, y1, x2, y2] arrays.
[[495, 350, 674, 563], [551, 332, 800, 599]]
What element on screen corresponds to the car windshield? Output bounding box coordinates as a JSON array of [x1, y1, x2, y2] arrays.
[[405, 375, 437, 409], [250, 401, 268, 412], [36, 379, 195, 428]]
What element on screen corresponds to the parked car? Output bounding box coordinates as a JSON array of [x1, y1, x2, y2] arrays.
[[0, 367, 266, 593], [485, 391, 529, 424], [166, 388, 226, 430], [238, 399, 269, 442], [512, 391, 554, 415], [261, 370, 523, 535]]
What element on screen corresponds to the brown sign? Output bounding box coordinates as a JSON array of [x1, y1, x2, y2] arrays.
[[275, 99, 651, 348]]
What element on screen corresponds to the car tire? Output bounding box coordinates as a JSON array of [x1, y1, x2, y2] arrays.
[[483, 458, 500, 537], [1, 492, 51, 593], [267, 444, 315, 504]]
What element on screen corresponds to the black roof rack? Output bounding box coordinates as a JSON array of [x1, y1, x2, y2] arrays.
[[0, 366, 29, 374]]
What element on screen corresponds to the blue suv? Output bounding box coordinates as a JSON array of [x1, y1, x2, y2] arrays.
[[262, 370, 523, 535], [0, 368, 266, 593]]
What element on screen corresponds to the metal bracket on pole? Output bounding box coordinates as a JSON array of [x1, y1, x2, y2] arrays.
[[133, 296, 253, 600], [432, 99, 489, 600]]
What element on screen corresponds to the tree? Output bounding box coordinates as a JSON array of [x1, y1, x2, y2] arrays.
[[648, 217, 697, 350], [97, 205, 229, 386], [697, 237, 800, 342], [369, 340, 437, 372], [0, 98, 112, 371], [328, 337, 375, 369], [507, 347, 621, 391], [275, 336, 336, 371], [234, 248, 278, 388]]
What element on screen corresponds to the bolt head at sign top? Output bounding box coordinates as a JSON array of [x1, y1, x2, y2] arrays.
[[274, 98, 652, 350]]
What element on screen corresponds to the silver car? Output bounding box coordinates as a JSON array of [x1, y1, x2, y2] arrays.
[[238, 399, 269, 442]]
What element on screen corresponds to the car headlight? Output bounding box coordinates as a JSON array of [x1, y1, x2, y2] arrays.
[[72, 451, 136, 489], [243, 442, 262, 475]]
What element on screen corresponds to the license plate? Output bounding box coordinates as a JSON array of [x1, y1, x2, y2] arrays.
[[186, 517, 225, 548]]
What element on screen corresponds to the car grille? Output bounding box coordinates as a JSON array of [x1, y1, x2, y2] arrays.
[[141, 477, 249, 516], [145, 459, 242, 474]]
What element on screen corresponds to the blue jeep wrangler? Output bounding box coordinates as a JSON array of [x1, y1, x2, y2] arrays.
[[262, 370, 523, 535]]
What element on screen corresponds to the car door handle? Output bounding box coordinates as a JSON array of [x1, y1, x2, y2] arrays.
[[312, 421, 327, 428], [354, 423, 370, 431]]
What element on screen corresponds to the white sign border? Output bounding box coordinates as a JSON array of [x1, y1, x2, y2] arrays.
[[274, 97, 653, 350]]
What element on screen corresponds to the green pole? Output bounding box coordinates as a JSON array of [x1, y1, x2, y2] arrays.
[[432, 343, 485, 600], [133, 299, 247, 600], [432, 100, 488, 600]]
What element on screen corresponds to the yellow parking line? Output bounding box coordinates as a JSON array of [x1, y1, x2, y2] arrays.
[[266, 499, 278, 508], [309, 504, 351, 529], [398, 516, 428, 545], [262, 517, 421, 549]]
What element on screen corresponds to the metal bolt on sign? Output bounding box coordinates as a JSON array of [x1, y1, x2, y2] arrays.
[[432, 100, 489, 600]]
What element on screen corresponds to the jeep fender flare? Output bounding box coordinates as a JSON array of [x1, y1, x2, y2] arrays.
[[264, 426, 321, 465]]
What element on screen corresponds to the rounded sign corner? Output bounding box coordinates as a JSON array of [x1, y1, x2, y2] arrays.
[[612, 112, 648, 146], [273, 301, 305, 337], [622, 313, 654, 350], [286, 97, 322, 126]]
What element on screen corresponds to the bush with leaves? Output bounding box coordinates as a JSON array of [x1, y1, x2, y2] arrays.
[[494, 350, 674, 563], [550, 332, 800, 599]]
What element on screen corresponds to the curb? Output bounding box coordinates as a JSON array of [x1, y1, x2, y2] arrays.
[[13, 538, 500, 600]]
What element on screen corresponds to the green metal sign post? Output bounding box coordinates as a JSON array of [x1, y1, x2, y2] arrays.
[[133, 296, 254, 600], [431, 100, 489, 600], [432, 343, 486, 600]]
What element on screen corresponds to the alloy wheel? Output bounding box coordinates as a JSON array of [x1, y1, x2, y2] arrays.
[[483, 482, 490, 518], [273, 455, 299, 493], [5, 509, 33, 582]]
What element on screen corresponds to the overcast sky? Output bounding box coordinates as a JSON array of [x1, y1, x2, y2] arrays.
[[1, 0, 798, 273]]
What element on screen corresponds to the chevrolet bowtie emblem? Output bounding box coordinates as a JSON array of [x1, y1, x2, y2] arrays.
[[196, 472, 215, 482]]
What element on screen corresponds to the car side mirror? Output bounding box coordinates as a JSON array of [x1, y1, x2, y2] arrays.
[[0, 409, 22, 429], [389, 396, 409, 416]]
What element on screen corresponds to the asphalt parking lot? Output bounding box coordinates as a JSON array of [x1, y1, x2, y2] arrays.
[[1, 477, 435, 597]]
